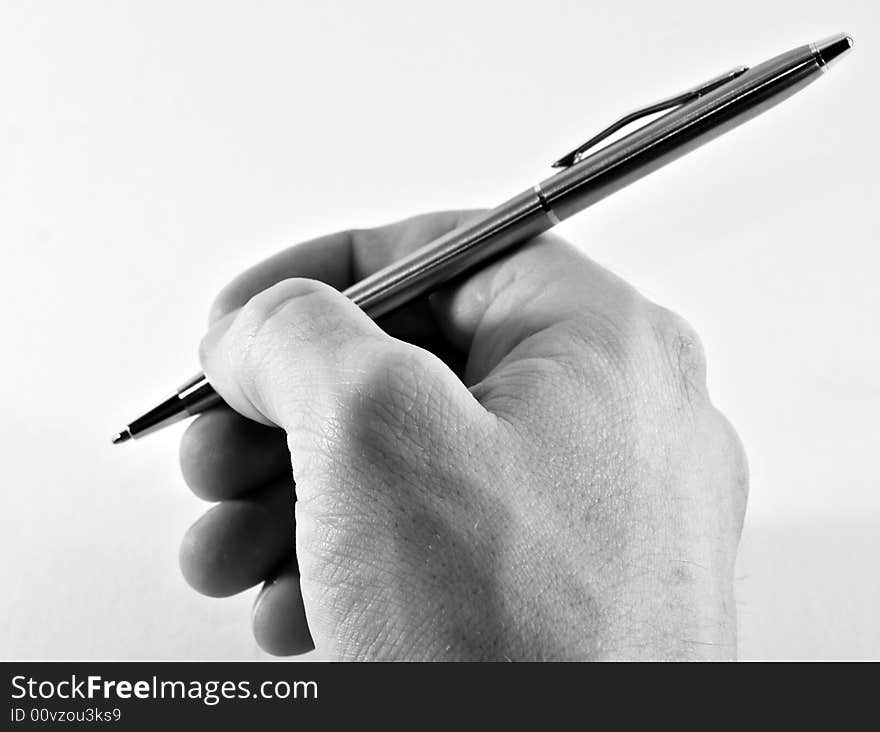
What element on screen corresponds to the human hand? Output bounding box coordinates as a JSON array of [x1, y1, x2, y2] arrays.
[[179, 211, 748, 660]]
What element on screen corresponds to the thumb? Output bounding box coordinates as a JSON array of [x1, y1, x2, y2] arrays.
[[199, 278, 488, 475]]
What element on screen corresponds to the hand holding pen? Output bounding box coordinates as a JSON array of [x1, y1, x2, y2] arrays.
[[123, 36, 851, 659], [114, 33, 853, 443]]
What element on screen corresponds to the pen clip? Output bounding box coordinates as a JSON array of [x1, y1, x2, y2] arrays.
[[551, 65, 750, 169]]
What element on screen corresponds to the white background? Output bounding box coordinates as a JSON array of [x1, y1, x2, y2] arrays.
[[1, 1, 877, 660]]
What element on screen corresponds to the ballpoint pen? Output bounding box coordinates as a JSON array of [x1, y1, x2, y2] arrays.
[[113, 32, 853, 444]]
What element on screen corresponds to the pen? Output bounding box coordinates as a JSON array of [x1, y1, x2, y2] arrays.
[[113, 33, 853, 444]]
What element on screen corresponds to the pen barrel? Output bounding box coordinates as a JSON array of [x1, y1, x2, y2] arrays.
[[344, 188, 554, 319], [178, 372, 223, 415], [541, 45, 823, 221]]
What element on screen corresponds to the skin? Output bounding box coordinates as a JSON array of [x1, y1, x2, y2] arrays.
[[178, 210, 748, 660]]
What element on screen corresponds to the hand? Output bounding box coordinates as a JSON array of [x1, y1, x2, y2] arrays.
[[178, 211, 748, 660]]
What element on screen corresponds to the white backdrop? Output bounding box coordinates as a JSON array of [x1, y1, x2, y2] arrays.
[[1, 0, 877, 660]]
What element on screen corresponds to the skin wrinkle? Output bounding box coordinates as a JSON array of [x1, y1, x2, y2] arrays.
[[299, 513, 392, 594], [343, 352, 489, 511], [532, 380, 696, 648], [498, 511, 607, 657], [454, 236, 559, 378], [251, 295, 334, 413], [234, 281, 372, 427], [482, 378, 642, 654], [492, 338, 648, 616], [646, 319, 704, 413], [310, 504, 495, 659], [235, 291, 318, 419], [474, 313, 648, 442], [324, 588, 406, 661], [357, 358, 443, 467], [472, 246, 636, 370], [303, 369, 536, 659]]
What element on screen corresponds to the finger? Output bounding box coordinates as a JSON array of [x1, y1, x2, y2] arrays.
[[179, 407, 291, 501], [179, 478, 294, 597], [199, 276, 490, 457], [252, 558, 314, 656]]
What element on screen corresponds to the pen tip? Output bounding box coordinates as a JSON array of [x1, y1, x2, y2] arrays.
[[112, 430, 131, 445]]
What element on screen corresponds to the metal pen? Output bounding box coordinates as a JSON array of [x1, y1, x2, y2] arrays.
[[113, 33, 853, 443]]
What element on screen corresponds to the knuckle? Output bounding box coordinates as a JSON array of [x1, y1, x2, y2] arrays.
[[648, 305, 708, 399], [242, 279, 326, 336], [249, 280, 359, 353], [202, 280, 348, 418], [565, 285, 649, 370], [233, 279, 340, 372]]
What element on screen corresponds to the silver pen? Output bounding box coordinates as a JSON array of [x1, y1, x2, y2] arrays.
[[113, 33, 853, 444]]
